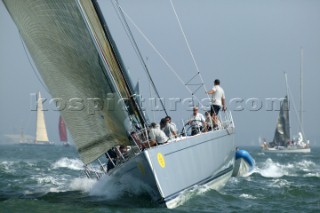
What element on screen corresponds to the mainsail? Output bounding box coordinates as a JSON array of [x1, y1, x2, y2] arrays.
[[35, 92, 49, 143], [271, 96, 290, 146], [59, 116, 68, 142], [3, 0, 145, 164]]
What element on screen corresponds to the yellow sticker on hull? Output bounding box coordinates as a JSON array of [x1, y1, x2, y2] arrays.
[[157, 152, 166, 168]]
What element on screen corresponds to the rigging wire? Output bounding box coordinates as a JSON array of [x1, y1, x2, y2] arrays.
[[169, 0, 211, 102], [117, 5, 205, 108], [287, 82, 306, 139], [112, 0, 168, 117]]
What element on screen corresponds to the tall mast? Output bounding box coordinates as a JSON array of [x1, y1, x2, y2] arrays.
[[284, 72, 291, 139], [300, 47, 304, 131], [112, 0, 168, 117], [89, 0, 148, 126]]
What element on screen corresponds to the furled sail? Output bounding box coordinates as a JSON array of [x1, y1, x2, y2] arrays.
[[272, 96, 290, 146], [35, 92, 49, 143], [3, 0, 144, 164], [59, 116, 68, 142]]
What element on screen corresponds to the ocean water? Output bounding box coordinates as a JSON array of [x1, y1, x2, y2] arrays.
[[0, 144, 319, 213]]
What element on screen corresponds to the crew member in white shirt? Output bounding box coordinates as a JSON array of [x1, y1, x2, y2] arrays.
[[163, 116, 177, 139], [207, 79, 226, 116], [148, 122, 169, 146], [188, 107, 206, 136]]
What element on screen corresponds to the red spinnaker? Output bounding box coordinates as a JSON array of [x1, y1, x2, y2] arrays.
[[59, 116, 67, 142]]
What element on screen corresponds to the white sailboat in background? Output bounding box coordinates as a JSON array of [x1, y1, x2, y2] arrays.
[[262, 50, 310, 153], [19, 128, 26, 144], [4, 0, 235, 208], [6, 92, 51, 145], [5, 128, 33, 144], [34, 92, 51, 144]]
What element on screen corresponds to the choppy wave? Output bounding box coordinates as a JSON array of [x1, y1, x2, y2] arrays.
[[52, 158, 84, 171], [1, 144, 320, 212], [239, 193, 257, 199], [0, 161, 15, 174], [254, 158, 318, 178], [255, 158, 289, 178], [296, 160, 317, 172], [267, 179, 292, 188], [303, 172, 320, 178], [89, 173, 153, 200], [69, 177, 97, 193]]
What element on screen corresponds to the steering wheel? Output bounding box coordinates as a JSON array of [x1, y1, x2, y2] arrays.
[[180, 120, 202, 136]]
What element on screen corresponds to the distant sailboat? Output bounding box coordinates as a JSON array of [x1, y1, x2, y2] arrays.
[[34, 92, 52, 145], [261, 71, 310, 153], [35, 92, 48, 143], [19, 128, 26, 144], [59, 116, 69, 146], [19, 92, 52, 145]]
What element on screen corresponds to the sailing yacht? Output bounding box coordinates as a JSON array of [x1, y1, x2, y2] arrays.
[[4, 0, 235, 208], [261, 72, 310, 153], [34, 92, 53, 145], [19, 128, 27, 144], [59, 116, 69, 146], [17, 92, 52, 145]]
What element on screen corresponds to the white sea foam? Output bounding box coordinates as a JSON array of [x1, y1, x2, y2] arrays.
[[256, 158, 318, 178], [29, 174, 71, 194], [49, 187, 62, 193], [240, 193, 257, 199], [36, 176, 59, 185], [89, 173, 152, 200], [267, 179, 292, 188], [52, 157, 84, 171], [257, 158, 288, 178], [0, 161, 14, 172], [228, 177, 240, 184], [69, 177, 97, 193], [296, 160, 316, 172], [304, 172, 320, 178]]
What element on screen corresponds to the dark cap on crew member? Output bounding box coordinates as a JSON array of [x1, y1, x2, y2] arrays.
[[150, 122, 157, 128]]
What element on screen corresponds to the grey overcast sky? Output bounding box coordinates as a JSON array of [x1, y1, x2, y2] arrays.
[[0, 0, 319, 146]]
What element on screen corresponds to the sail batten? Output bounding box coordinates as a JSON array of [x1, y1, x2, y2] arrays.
[[3, 0, 137, 164]]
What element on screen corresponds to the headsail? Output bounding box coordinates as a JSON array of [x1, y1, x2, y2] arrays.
[[271, 96, 290, 146], [35, 92, 49, 143], [3, 0, 145, 164], [59, 116, 68, 142]]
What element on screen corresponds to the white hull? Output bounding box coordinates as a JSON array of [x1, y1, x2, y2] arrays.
[[262, 147, 310, 153], [105, 127, 235, 208]]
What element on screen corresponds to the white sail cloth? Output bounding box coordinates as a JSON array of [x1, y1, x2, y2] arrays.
[[35, 92, 49, 143]]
